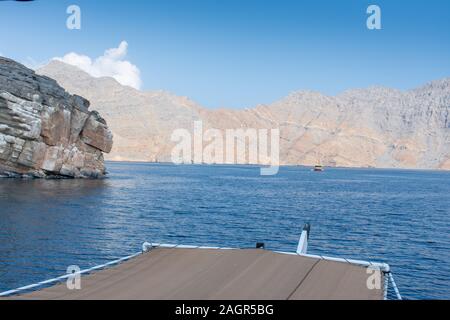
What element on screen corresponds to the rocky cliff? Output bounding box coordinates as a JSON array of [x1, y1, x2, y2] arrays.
[[38, 60, 450, 170], [0, 57, 113, 178]]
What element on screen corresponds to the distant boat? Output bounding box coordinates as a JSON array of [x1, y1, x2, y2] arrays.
[[313, 165, 324, 172]]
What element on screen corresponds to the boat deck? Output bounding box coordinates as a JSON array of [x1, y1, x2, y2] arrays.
[[9, 247, 383, 300]]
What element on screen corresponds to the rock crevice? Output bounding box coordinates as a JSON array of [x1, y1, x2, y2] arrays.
[[0, 57, 113, 178]]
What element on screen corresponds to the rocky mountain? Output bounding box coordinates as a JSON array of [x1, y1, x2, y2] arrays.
[[38, 60, 450, 170], [0, 57, 113, 178]]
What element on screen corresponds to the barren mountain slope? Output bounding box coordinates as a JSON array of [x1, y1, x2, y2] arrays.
[[38, 61, 450, 169]]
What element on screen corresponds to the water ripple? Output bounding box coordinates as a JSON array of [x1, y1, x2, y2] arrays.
[[0, 163, 449, 299]]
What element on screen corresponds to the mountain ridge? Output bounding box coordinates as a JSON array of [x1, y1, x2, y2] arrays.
[[37, 60, 450, 170]]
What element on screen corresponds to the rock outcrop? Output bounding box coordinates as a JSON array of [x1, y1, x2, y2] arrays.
[[38, 60, 450, 170], [0, 57, 113, 178]]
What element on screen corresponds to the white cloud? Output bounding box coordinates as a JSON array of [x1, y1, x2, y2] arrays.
[[54, 41, 142, 89]]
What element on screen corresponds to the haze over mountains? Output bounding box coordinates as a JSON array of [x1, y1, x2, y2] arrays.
[[38, 60, 450, 170]]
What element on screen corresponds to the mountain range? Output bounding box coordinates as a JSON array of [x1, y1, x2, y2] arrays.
[[37, 60, 450, 170]]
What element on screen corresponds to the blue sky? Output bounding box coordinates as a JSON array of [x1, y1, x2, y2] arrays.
[[0, 0, 449, 108]]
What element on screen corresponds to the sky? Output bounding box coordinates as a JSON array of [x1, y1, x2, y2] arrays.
[[0, 0, 449, 108]]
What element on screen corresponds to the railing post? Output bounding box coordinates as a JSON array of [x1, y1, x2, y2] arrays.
[[296, 223, 310, 254]]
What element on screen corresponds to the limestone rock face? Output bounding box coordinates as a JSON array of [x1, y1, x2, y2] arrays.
[[0, 57, 113, 178]]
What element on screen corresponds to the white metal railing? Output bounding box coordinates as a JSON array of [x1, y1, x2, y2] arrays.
[[143, 240, 402, 300], [1, 228, 402, 300], [0, 252, 141, 297], [292, 223, 402, 300]]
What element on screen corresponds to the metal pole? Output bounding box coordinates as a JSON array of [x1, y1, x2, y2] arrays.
[[383, 272, 389, 300], [388, 272, 402, 300], [296, 223, 310, 254]]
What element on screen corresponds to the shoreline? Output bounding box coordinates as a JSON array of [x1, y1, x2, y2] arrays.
[[104, 160, 450, 173]]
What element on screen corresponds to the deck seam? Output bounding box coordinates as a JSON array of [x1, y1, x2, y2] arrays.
[[286, 259, 321, 300]]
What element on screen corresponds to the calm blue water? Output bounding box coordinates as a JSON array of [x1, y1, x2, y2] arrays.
[[0, 163, 449, 299]]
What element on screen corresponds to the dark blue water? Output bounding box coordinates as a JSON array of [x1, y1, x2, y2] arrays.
[[0, 163, 449, 299]]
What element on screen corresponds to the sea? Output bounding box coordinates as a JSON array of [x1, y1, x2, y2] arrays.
[[0, 162, 449, 299]]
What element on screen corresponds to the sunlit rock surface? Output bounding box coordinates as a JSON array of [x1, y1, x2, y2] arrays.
[[38, 60, 450, 170], [0, 57, 113, 178]]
